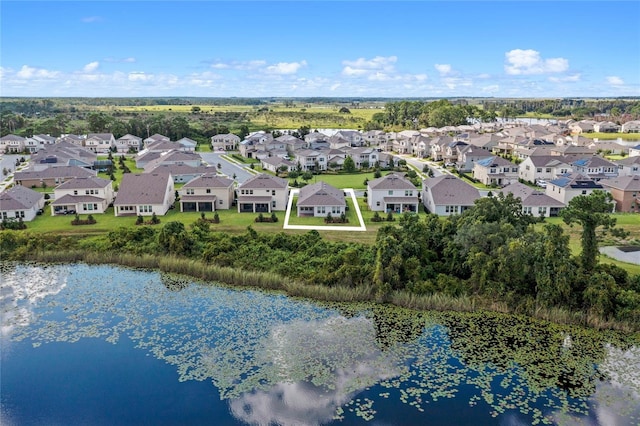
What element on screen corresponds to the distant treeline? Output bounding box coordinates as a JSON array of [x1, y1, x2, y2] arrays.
[[2, 192, 638, 330]]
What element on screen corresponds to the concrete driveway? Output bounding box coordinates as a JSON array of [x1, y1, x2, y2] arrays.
[[198, 152, 256, 184]]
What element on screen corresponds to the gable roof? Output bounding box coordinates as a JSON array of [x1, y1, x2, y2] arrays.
[[499, 182, 564, 207], [14, 166, 96, 181], [549, 173, 603, 189], [238, 173, 288, 190], [55, 176, 112, 190], [114, 173, 172, 205], [475, 156, 516, 168], [599, 175, 640, 191], [368, 173, 416, 190], [183, 173, 234, 189], [423, 175, 480, 205], [0, 185, 44, 211], [297, 181, 345, 207]]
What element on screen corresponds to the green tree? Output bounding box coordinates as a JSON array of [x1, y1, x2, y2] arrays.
[[343, 156, 356, 173], [560, 191, 626, 272]]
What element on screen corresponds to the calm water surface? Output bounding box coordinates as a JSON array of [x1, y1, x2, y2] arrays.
[[1, 263, 639, 425]]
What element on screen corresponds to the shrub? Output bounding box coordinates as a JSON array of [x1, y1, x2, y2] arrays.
[[136, 215, 144, 225]]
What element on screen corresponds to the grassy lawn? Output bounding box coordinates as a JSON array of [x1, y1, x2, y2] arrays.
[[289, 171, 391, 189], [287, 196, 359, 226], [582, 132, 640, 141], [458, 172, 495, 190]]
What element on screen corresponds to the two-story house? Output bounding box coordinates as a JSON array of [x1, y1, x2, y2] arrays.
[[210, 133, 241, 151], [518, 155, 573, 185], [367, 173, 419, 213], [236, 174, 289, 213], [546, 173, 607, 204], [85, 133, 116, 154], [294, 149, 328, 172], [116, 134, 143, 153], [114, 173, 175, 216], [51, 176, 115, 215], [180, 173, 235, 212], [472, 156, 519, 187], [571, 156, 619, 181]]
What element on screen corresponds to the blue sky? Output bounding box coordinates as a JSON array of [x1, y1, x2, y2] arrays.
[[1, 1, 639, 97]]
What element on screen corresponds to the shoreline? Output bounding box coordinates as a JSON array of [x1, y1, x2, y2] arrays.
[[8, 250, 639, 334]]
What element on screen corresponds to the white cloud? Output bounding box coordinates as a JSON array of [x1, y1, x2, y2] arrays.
[[265, 60, 307, 75], [434, 64, 452, 75], [330, 83, 341, 91], [128, 72, 152, 82], [341, 56, 397, 76], [549, 73, 581, 83], [481, 84, 500, 93], [15, 65, 59, 79], [83, 61, 99, 73], [210, 60, 267, 71], [504, 49, 569, 75], [607, 76, 624, 86]]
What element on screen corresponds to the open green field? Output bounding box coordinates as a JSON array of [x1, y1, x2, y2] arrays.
[[289, 171, 391, 189], [582, 132, 640, 141]]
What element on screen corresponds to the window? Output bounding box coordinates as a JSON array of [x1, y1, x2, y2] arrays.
[[206, 189, 211, 194], [388, 190, 394, 195], [186, 188, 194, 195], [73, 190, 78, 195], [272, 190, 276, 195], [272, 201, 276, 208], [538, 207, 547, 215], [376, 201, 380, 207], [219, 200, 223, 205], [546, 168, 551, 173], [1, 212, 7, 219], [523, 206, 532, 214], [582, 190, 587, 195], [537, 168, 542, 173]]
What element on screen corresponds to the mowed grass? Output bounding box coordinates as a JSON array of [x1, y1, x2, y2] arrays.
[[287, 195, 359, 226], [289, 171, 391, 189], [582, 132, 640, 141]]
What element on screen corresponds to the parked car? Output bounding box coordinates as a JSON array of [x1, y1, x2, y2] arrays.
[[536, 179, 547, 188]]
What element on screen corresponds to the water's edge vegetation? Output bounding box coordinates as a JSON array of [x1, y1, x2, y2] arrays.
[[2, 193, 639, 334]]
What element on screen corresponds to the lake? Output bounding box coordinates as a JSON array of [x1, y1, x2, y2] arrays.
[[1, 263, 639, 425]]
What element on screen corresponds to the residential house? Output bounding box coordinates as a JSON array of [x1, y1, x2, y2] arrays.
[[57, 134, 85, 146], [0, 185, 45, 222], [236, 173, 289, 213], [180, 173, 235, 212], [0, 134, 26, 153], [85, 133, 116, 154], [362, 130, 387, 147], [211, 133, 241, 151], [600, 176, 640, 213], [175, 137, 197, 152], [294, 149, 328, 172], [428, 136, 454, 161], [546, 173, 607, 204], [456, 145, 494, 172], [422, 175, 480, 216], [296, 181, 346, 217], [593, 121, 620, 133], [615, 156, 640, 176], [444, 141, 468, 165], [569, 120, 596, 134], [367, 173, 419, 213], [571, 156, 618, 181], [333, 130, 363, 147], [138, 149, 202, 170], [629, 145, 640, 157], [472, 156, 519, 187], [409, 135, 430, 158], [115, 134, 143, 153], [589, 141, 628, 155], [499, 182, 564, 217], [304, 131, 330, 145], [621, 120, 640, 133], [146, 163, 217, 183], [14, 166, 97, 188], [345, 147, 379, 169], [29, 142, 96, 171], [550, 145, 596, 157], [260, 156, 296, 174], [518, 155, 572, 184], [143, 133, 170, 148], [51, 176, 115, 216], [114, 173, 175, 216], [329, 135, 351, 150]]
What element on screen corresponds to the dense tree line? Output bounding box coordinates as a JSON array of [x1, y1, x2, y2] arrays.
[[1, 191, 638, 328]]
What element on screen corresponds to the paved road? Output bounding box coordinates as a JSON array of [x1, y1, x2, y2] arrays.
[[0, 154, 30, 192], [198, 152, 255, 184]]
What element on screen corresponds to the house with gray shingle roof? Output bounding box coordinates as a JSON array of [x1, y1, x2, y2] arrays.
[[0, 134, 26, 153], [294, 149, 328, 172], [367, 173, 419, 213], [139, 149, 202, 170], [545, 173, 607, 204], [614, 156, 640, 177], [599, 176, 640, 213], [296, 181, 345, 217], [143, 133, 170, 148], [51, 176, 115, 215], [260, 156, 296, 174], [180, 173, 235, 212], [422, 175, 480, 216], [85, 133, 116, 154], [211, 133, 241, 151], [116, 134, 143, 153], [29, 142, 96, 171], [570, 156, 618, 181], [499, 182, 564, 217], [622, 121, 640, 133], [145, 163, 217, 183], [0, 185, 45, 222], [472, 156, 519, 187], [14, 166, 97, 188], [237, 173, 289, 213], [518, 155, 573, 184], [114, 173, 175, 216]]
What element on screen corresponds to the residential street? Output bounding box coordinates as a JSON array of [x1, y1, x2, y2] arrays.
[[198, 152, 256, 184]]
